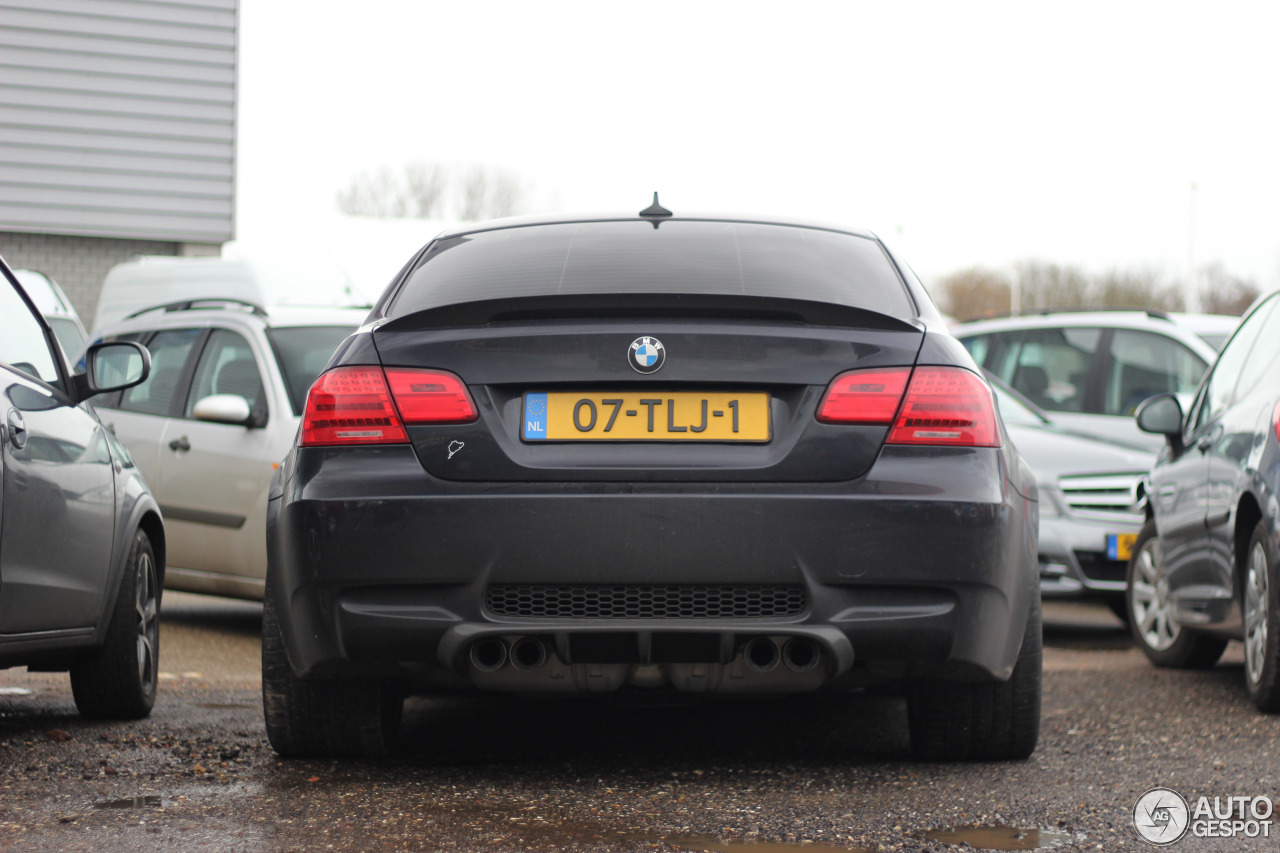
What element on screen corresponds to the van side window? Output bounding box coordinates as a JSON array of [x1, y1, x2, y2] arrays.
[[117, 329, 201, 416]]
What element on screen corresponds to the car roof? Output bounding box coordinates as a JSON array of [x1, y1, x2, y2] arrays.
[[951, 310, 1223, 359], [97, 302, 368, 335], [430, 211, 881, 242]]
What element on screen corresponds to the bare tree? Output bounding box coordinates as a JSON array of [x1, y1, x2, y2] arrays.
[[337, 163, 528, 221], [1014, 261, 1090, 311], [335, 167, 409, 218], [485, 169, 527, 219], [404, 163, 446, 218], [457, 166, 526, 221], [1095, 268, 1181, 311], [1198, 261, 1260, 315], [939, 267, 1012, 321]]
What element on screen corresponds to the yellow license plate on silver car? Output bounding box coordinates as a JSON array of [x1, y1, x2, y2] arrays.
[[1107, 533, 1137, 561], [522, 392, 770, 441]]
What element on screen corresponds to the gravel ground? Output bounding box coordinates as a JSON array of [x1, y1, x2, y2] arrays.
[[1, 596, 1277, 853]]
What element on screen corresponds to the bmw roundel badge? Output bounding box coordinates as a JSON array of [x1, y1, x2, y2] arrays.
[[629, 336, 666, 374]]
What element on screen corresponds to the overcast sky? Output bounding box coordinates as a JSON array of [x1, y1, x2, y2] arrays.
[[232, 1, 1280, 297]]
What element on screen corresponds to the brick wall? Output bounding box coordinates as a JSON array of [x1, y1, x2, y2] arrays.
[[0, 232, 219, 328]]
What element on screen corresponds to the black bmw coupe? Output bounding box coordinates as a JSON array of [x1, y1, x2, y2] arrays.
[[263, 201, 1041, 760]]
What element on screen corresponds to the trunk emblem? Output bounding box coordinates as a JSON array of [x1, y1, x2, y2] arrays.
[[629, 336, 666, 374]]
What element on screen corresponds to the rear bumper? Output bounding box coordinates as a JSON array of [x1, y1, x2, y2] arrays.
[[266, 444, 1038, 690]]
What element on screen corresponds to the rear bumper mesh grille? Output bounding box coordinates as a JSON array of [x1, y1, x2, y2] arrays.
[[485, 584, 808, 619]]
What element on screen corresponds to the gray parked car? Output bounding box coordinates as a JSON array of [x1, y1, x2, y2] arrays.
[[0, 256, 165, 719], [990, 375, 1152, 617]]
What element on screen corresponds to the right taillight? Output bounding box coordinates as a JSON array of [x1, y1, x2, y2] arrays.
[[886, 367, 1000, 447], [1273, 401, 1280, 444], [300, 366, 409, 446]]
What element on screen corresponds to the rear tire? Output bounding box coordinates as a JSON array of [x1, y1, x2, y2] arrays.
[[70, 529, 159, 720], [1242, 521, 1280, 712], [907, 600, 1041, 761], [261, 583, 402, 758], [1127, 519, 1227, 668]]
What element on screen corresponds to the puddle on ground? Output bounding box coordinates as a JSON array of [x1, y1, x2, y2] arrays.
[[923, 825, 1075, 850], [0, 687, 32, 696], [94, 795, 173, 810]]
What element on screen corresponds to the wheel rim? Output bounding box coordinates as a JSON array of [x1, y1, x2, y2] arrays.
[[1244, 541, 1269, 686], [1131, 537, 1181, 651], [135, 550, 158, 687]]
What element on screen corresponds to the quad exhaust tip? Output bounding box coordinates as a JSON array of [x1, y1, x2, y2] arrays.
[[743, 637, 781, 673], [509, 637, 549, 671], [782, 638, 820, 673], [469, 637, 508, 672]]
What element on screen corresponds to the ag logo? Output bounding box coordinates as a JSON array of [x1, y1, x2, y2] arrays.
[[1134, 787, 1190, 845], [628, 336, 665, 375]]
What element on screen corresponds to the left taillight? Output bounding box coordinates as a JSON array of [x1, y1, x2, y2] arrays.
[[299, 366, 408, 447], [300, 366, 477, 448]]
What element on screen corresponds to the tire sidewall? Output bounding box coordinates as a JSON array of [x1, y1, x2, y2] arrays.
[[1127, 520, 1179, 663], [133, 531, 160, 705], [1243, 521, 1280, 710]]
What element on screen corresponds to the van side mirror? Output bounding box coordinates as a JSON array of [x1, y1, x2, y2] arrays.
[[73, 341, 151, 401], [1135, 393, 1184, 453]]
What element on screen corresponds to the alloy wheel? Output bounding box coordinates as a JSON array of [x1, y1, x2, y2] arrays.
[[1244, 541, 1270, 686], [135, 550, 159, 687], [1131, 538, 1181, 651]]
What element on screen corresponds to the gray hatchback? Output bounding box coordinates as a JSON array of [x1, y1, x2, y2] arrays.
[[1, 257, 164, 719], [264, 206, 1041, 760]]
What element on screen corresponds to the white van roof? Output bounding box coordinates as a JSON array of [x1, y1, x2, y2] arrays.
[[92, 255, 371, 333]]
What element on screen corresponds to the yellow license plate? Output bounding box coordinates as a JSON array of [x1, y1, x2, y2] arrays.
[[1107, 533, 1137, 561], [522, 392, 770, 441]]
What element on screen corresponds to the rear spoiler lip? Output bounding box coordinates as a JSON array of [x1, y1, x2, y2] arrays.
[[374, 293, 922, 335]]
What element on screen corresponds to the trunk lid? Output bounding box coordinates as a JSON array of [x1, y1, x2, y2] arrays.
[[371, 295, 924, 482]]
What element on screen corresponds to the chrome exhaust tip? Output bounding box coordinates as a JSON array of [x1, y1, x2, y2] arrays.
[[782, 638, 820, 673], [743, 637, 780, 673], [509, 637, 549, 671], [469, 637, 508, 672]]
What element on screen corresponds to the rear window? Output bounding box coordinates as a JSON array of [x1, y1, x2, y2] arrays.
[[267, 325, 357, 415], [387, 220, 913, 320]]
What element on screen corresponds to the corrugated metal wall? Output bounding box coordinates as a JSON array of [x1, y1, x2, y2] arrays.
[[0, 0, 237, 243]]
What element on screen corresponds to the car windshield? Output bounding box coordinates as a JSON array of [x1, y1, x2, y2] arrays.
[[267, 326, 357, 416], [388, 220, 914, 320]]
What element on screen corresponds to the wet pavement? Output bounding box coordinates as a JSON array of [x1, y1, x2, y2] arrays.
[[0, 595, 1276, 852]]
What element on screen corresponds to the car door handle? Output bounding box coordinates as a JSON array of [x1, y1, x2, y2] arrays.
[[5, 408, 26, 450], [168, 436, 191, 453]]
